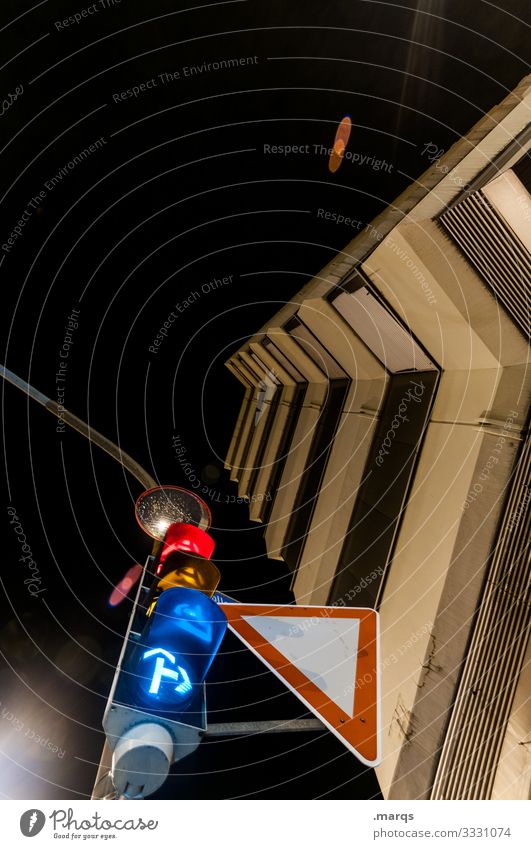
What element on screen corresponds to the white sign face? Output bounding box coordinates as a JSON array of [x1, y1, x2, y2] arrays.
[[242, 615, 360, 717], [221, 602, 380, 766]]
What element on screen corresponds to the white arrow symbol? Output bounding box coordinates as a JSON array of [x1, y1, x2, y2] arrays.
[[142, 648, 192, 697], [143, 648, 175, 663]]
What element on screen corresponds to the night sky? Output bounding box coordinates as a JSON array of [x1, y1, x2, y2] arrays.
[[1, 0, 529, 800]]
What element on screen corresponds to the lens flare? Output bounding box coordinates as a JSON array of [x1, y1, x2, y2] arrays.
[[329, 115, 352, 173], [333, 138, 346, 155], [329, 148, 344, 174], [109, 563, 143, 607]]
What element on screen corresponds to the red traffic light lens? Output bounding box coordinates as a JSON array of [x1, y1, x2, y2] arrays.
[[161, 523, 215, 561]]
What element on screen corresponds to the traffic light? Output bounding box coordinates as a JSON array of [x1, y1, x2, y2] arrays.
[[127, 487, 227, 713], [103, 486, 228, 797]]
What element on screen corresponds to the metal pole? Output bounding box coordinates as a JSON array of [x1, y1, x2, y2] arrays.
[[206, 719, 325, 736], [1, 364, 158, 799], [91, 741, 118, 799], [1, 364, 157, 490]]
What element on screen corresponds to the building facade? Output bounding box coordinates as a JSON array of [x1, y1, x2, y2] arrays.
[[224, 76, 531, 799]]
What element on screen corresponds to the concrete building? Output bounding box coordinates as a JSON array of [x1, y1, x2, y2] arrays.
[[224, 76, 531, 799]]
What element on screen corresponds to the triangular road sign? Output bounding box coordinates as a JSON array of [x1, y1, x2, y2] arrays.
[[219, 603, 380, 766]]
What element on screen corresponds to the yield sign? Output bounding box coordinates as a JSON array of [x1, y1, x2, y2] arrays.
[[219, 603, 380, 766]]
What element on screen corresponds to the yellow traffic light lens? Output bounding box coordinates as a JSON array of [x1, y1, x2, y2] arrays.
[[157, 555, 221, 596], [146, 552, 221, 617]]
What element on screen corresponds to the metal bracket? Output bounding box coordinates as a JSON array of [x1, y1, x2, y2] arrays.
[[205, 719, 325, 736]]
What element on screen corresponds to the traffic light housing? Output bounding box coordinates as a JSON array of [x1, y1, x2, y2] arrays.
[[103, 486, 228, 796], [124, 511, 226, 715]]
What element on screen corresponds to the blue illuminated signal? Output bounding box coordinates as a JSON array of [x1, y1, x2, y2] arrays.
[[132, 587, 227, 710]]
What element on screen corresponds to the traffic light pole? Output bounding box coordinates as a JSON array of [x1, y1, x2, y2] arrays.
[[91, 741, 116, 799], [1, 365, 157, 490]]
